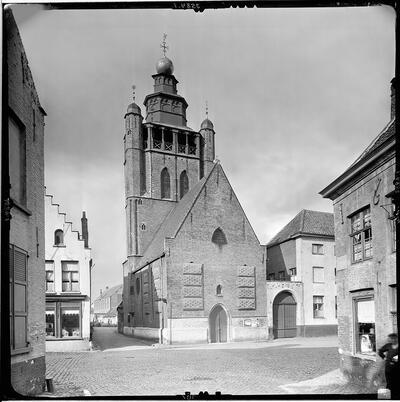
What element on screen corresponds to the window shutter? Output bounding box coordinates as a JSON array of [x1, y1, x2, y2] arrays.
[[10, 246, 28, 350]]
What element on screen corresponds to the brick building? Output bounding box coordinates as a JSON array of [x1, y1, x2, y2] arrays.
[[44, 193, 92, 351], [5, 9, 47, 395], [320, 80, 396, 384], [93, 284, 123, 326], [121, 54, 268, 343], [266, 210, 337, 338]]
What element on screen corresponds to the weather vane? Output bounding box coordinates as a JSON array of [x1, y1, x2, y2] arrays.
[[206, 101, 209, 119], [132, 85, 136, 102], [160, 33, 168, 57]]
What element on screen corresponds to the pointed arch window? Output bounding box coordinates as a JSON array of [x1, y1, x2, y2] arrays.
[[212, 228, 227, 247], [216, 285, 222, 296], [180, 170, 189, 199], [160, 168, 171, 199], [54, 229, 64, 246]]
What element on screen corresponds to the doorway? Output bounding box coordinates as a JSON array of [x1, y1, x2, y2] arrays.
[[273, 291, 297, 338], [209, 305, 228, 343]]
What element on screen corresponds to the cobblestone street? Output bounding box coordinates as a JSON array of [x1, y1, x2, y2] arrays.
[[42, 329, 372, 397]]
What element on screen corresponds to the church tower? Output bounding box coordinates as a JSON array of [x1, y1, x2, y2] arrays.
[[123, 36, 215, 270]]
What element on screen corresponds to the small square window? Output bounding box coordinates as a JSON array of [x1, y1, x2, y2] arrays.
[[312, 244, 324, 255]]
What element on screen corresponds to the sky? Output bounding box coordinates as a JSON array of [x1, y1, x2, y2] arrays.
[[11, 4, 395, 299]]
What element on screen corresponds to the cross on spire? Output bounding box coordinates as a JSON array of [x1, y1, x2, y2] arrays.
[[160, 33, 168, 57], [205, 101, 209, 119], [132, 85, 136, 102]]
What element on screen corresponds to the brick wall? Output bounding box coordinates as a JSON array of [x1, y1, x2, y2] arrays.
[[167, 165, 267, 322], [6, 9, 46, 395], [333, 156, 395, 367]]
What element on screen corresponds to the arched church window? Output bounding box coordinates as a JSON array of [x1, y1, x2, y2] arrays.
[[138, 199, 143, 205], [179, 170, 189, 199], [212, 228, 227, 247], [216, 285, 222, 296], [141, 223, 146, 231], [161, 168, 171, 199], [54, 229, 64, 246]]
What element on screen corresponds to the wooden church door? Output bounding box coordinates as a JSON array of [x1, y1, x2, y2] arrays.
[[210, 305, 227, 343], [273, 291, 297, 338]]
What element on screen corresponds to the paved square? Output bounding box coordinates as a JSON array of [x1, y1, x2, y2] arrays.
[[44, 328, 371, 397]]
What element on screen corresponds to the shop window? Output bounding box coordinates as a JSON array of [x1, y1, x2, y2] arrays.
[[313, 295, 324, 318], [46, 305, 56, 337], [9, 114, 26, 206], [9, 244, 29, 352], [45, 302, 82, 339], [45, 260, 55, 292], [354, 297, 375, 355], [61, 306, 81, 337], [54, 229, 64, 246], [350, 207, 372, 263], [312, 266, 324, 283], [160, 168, 171, 199], [179, 170, 189, 199], [62, 261, 79, 292]]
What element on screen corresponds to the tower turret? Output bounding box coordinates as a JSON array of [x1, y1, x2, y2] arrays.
[[200, 117, 215, 175], [124, 94, 145, 199]]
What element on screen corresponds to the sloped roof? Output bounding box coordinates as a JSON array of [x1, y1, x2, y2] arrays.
[[320, 118, 395, 200], [267, 209, 334, 247], [136, 164, 218, 270], [349, 119, 395, 169], [96, 284, 123, 301]]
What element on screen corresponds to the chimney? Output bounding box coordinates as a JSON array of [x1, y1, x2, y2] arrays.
[[81, 211, 89, 248], [391, 77, 396, 120]]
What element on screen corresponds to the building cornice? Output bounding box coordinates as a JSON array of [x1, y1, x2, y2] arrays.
[[320, 137, 395, 201]]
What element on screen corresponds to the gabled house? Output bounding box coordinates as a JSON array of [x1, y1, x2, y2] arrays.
[[44, 193, 92, 351], [266, 210, 337, 337]]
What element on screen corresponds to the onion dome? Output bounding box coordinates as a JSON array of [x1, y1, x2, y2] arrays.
[[200, 118, 214, 130], [126, 102, 141, 114], [156, 57, 174, 75]]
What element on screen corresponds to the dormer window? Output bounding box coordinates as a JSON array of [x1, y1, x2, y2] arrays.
[[54, 229, 64, 246]]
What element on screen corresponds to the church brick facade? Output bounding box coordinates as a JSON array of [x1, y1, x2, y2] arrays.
[[121, 53, 268, 343]]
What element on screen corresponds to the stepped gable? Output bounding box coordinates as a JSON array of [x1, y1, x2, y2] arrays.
[[267, 209, 334, 247], [45, 191, 84, 242]]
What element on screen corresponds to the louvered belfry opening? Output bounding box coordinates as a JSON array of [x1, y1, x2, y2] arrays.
[[212, 228, 227, 247]]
